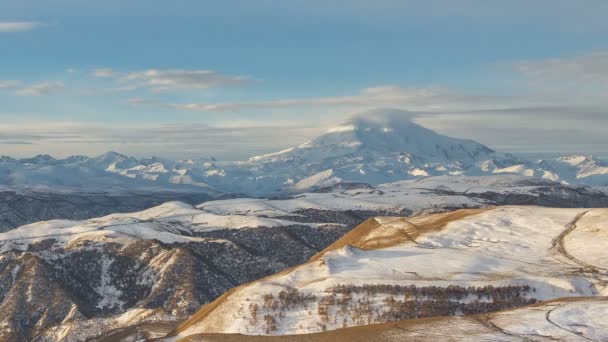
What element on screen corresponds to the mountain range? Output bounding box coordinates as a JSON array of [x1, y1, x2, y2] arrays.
[[1, 109, 607, 195], [1, 108, 608, 341], [2, 175, 608, 341]]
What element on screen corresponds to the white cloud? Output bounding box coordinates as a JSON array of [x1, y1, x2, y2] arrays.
[[161, 85, 518, 113], [141, 53, 608, 114], [515, 51, 608, 85], [162, 86, 484, 111], [0, 81, 22, 89], [92, 68, 250, 91], [93, 68, 116, 78], [0, 21, 40, 33], [16, 82, 65, 96]]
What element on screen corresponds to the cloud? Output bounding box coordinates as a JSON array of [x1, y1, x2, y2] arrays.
[[0, 21, 40, 33], [0, 81, 22, 90], [415, 106, 608, 156], [162, 85, 516, 113], [515, 51, 608, 83], [1, 80, 65, 96], [93, 68, 116, 78], [0, 120, 324, 160], [146, 53, 604, 115], [2, 104, 608, 160], [16, 82, 65, 96], [92, 68, 250, 91]]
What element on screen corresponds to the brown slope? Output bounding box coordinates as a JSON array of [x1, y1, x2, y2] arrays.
[[310, 208, 490, 259]]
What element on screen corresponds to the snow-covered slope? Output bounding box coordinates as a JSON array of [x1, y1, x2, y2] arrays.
[[178, 297, 608, 342], [0, 191, 215, 233], [0, 201, 328, 252], [199, 175, 608, 218], [170, 206, 608, 339], [2, 109, 608, 195]]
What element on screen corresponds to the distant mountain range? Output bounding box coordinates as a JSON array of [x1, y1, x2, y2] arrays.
[[1, 109, 607, 195]]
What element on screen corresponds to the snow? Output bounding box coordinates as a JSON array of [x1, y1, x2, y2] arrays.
[[0, 201, 324, 250], [492, 299, 608, 341], [409, 168, 429, 176], [41, 307, 174, 342], [96, 255, 124, 310], [559, 155, 590, 166], [247, 147, 296, 162], [563, 209, 608, 269], [172, 206, 608, 338], [293, 169, 341, 190], [492, 164, 534, 177], [10, 265, 20, 283], [197, 175, 568, 219], [0, 174, 598, 253]]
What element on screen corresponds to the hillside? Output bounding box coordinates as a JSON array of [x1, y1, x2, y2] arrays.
[[178, 297, 608, 341], [168, 206, 608, 339]]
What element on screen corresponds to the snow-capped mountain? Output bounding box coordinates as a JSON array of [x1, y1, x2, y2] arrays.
[[1, 109, 607, 195], [238, 110, 501, 192], [0, 151, 220, 193]]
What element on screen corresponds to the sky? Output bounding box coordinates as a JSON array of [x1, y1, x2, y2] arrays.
[[1, 0, 608, 160]]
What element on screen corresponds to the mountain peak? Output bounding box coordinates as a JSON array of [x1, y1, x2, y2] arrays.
[[557, 155, 594, 166], [310, 108, 494, 159], [93, 151, 130, 164], [20, 154, 57, 164]]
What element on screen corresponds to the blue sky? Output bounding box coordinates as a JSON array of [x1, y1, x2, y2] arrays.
[[1, 0, 608, 159]]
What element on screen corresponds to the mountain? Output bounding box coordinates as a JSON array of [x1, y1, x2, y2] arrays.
[[2, 177, 608, 341], [0, 190, 216, 233], [168, 206, 608, 339], [235, 109, 501, 193], [0, 202, 353, 342], [0, 151, 218, 193], [0, 109, 607, 195], [251, 110, 495, 164]]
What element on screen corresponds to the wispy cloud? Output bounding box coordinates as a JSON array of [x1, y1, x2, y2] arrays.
[[0, 81, 22, 89], [515, 51, 608, 85], [92, 68, 250, 91], [16, 82, 65, 96], [92, 68, 116, 78], [0, 21, 40, 33], [2, 105, 608, 159], [138, 85, 519, 113], [0, 120, 324, 160]]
